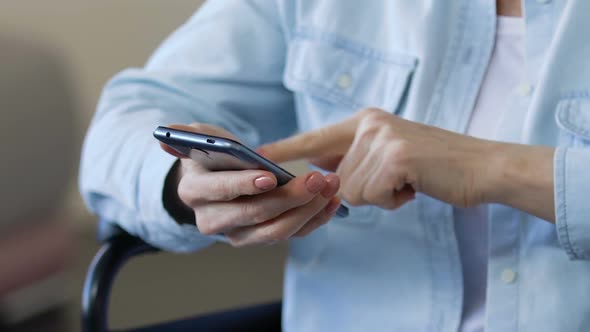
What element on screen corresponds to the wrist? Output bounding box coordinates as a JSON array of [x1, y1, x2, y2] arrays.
[[481, 142, 555, 208], [480, 142, 516, 205]]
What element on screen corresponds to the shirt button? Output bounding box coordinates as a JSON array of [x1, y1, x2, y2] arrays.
[[517, 83, 533, 97], [336, 73, 353, 89], [501, 269, 517, 284]]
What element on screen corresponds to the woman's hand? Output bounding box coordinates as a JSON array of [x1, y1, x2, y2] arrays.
[[259, 108, 555, 221], [160, 123, 342, 246]]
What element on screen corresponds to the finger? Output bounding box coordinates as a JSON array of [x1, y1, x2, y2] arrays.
[[258, 117, 358, 163], [178, 169, 278, 206], [308, 155, 343, 172], [194, 172, 329, 235], [224, 182, 339, 246], [160, 142, 187, 159], [362, 147, 416, 210], [338, 156, 373, 206], [293, 197, 340, 237], [355, 144, 404, 208], [335, 131, 375, 205]]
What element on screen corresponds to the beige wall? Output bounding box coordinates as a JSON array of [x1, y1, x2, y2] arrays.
[[0, 1, 204, 222], [1, 0, 307, 226], [0, 0, 204, 126]]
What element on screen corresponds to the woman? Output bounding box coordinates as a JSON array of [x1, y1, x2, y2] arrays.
[[81, 0, 590, 330]]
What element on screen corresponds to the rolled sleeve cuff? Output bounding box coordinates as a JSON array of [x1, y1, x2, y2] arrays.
[[554, 147, 590, 260], [137, 142, 216, 253]]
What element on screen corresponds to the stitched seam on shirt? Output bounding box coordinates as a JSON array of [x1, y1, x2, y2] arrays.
[[244, 0, 284, 34], [555, 148, 573, 256], [516, 212, 524, 332], [561, 151, 581, 258], [423, 4, 467, 126], [448, 208, 463, 332], [420, 3, 480, 329], [556, 148, 577, 258], [560, 99, 590, 139], [287, 30, 417, 114], [451, 1, 496, 136], [418, 197, 436, 332], [558, 106, 590, 259], [294, 28, 417, 67], [562, 149, 589, 259], [287, 76, 361, 109], [561, 90, 590, 99]]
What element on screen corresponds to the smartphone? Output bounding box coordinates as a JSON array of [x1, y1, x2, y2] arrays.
[[154, 126, 349, 218]]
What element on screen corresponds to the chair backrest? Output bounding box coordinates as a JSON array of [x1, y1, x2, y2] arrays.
[[83, 220, 283, 332], [82, 219, 158, 332]]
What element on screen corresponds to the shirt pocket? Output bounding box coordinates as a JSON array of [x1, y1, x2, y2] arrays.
[[283, 31, 418, 226], [284, 32, 417, 115], [555, 97, 590, 147]]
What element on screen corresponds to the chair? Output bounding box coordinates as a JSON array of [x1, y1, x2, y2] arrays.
[[81, 220, 282, 332]]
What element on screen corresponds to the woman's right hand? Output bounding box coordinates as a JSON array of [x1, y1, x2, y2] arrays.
[[160, 123, 341, 247]]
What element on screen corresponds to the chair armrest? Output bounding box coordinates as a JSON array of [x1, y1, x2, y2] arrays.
[[81, 220, 158, 332]]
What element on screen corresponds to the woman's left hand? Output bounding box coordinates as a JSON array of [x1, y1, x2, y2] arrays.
[[260, 108, 505, 210]]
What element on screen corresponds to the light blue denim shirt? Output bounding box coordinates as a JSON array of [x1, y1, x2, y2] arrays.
[[80, 0, 590, 331]]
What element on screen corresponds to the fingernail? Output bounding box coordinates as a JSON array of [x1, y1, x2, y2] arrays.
[[321, 174, 340, 198], [324, 199, 340, 215], [254, 176, 275, 190], [306, 173, 325, 194]]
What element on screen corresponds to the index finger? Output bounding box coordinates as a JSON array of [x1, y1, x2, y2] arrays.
[[259, 117, 358, 163]]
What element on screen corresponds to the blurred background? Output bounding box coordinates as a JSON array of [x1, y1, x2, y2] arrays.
[[0, 1, 286, 330]]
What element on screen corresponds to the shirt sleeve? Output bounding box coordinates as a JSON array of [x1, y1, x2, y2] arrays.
[[79, 0, 296, 253], [554, 147, 590, 260]]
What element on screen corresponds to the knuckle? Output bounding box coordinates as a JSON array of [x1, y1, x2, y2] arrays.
[[226, 235, 246, 248], [386, 140, 411, 164], [341, 190, 362, 206], [361, 188, 380, 206], [177, 183, 199, 207], [210, 179, 238, 201], [360, 107, 387, 123], [359, 107, 383, 118], [357, 125, 380, 143], [261, 227, 289, 243], [242, 204, 268, 224], [273, 231, 291, 243], [256, 230, 275, 243], [196, 219, 216, 236], [195, 207, 228, 235], [357, 117, 388, 141]]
